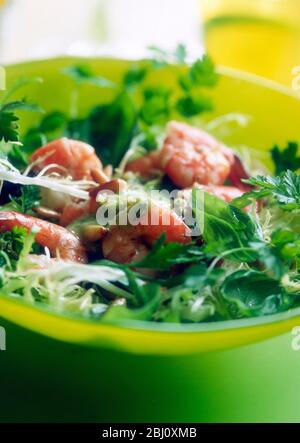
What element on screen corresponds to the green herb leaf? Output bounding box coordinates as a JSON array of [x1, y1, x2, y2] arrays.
[[63, 64, 116, 88], [272, 229, 300, 261], [133, 234, 204, 270], [148, 43, 188, 67], [10, 185, 41, 214], [193, 189, 258, 261], [123, 64, 148, 88], [1, 100, 43, 113], [7, 144, 28, 169], [221, 270, 291, 318], [22, 128, 47, 154], [271, 141, 300, 175], [179, 55, 219, 91], [0, 111, 19, 142], [234, 171, 300, 211], [89, 92, 137, 166], [166, 262, 224, 290], [0, 226, 28, 268], [249, 240, 286, 280], [103, 283, 162, 322], [190, 55, 219, 87], [250, 229, 300, 279], [0, 77, 44, 143], [176, 93, 213, 117], [140, 86, 171, 126], [39, 111, 68, 133]]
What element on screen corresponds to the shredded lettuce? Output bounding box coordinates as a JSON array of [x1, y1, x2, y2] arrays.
[[0, 159, 89, 200]]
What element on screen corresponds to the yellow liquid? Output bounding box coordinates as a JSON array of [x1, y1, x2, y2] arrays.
[[203, 1, 300, 86]]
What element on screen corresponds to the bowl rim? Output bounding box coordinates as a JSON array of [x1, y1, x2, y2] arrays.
[[2, 55, 300, 335], [1, 292, 300, 334], [4, 54, 300, 100]]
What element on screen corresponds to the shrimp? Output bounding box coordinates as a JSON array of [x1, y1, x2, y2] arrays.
[[30, 138, 112, 226], [0, 211, 87, 263], [126, 121, 249, 189], [160, 121, 234, 188], [30, 138, 103, 181], [102, 204, 191, 264], [102, 226, 150, 264], [139, 204, 192, 245]]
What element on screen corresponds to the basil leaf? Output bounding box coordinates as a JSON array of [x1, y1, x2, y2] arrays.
[[221, 270, 291, 318]]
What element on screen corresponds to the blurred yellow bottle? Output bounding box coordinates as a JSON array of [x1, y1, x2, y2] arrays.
[[202, 0, 300, 86]]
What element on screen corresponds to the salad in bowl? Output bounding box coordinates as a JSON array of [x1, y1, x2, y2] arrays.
[[0, 46, 300, 329]]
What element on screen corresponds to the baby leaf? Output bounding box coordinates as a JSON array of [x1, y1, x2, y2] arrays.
[[221, 270, 291, 318]]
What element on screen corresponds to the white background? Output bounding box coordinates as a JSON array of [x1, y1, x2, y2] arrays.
[[0, 0, 202, 64]]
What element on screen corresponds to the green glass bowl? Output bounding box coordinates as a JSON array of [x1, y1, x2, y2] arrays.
[[1, 57, 300, 422]]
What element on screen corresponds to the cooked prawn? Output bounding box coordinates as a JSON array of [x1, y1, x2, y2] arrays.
[[102, 204, 191, 264], [139, 204, 192, 245], [102, 226, 150, 264], [30, 138, 113, 226], [126, 121, 249, 189], [30, 138, 104, 181], [0, 211, 87, 263], [160, 121, 233, 188]]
